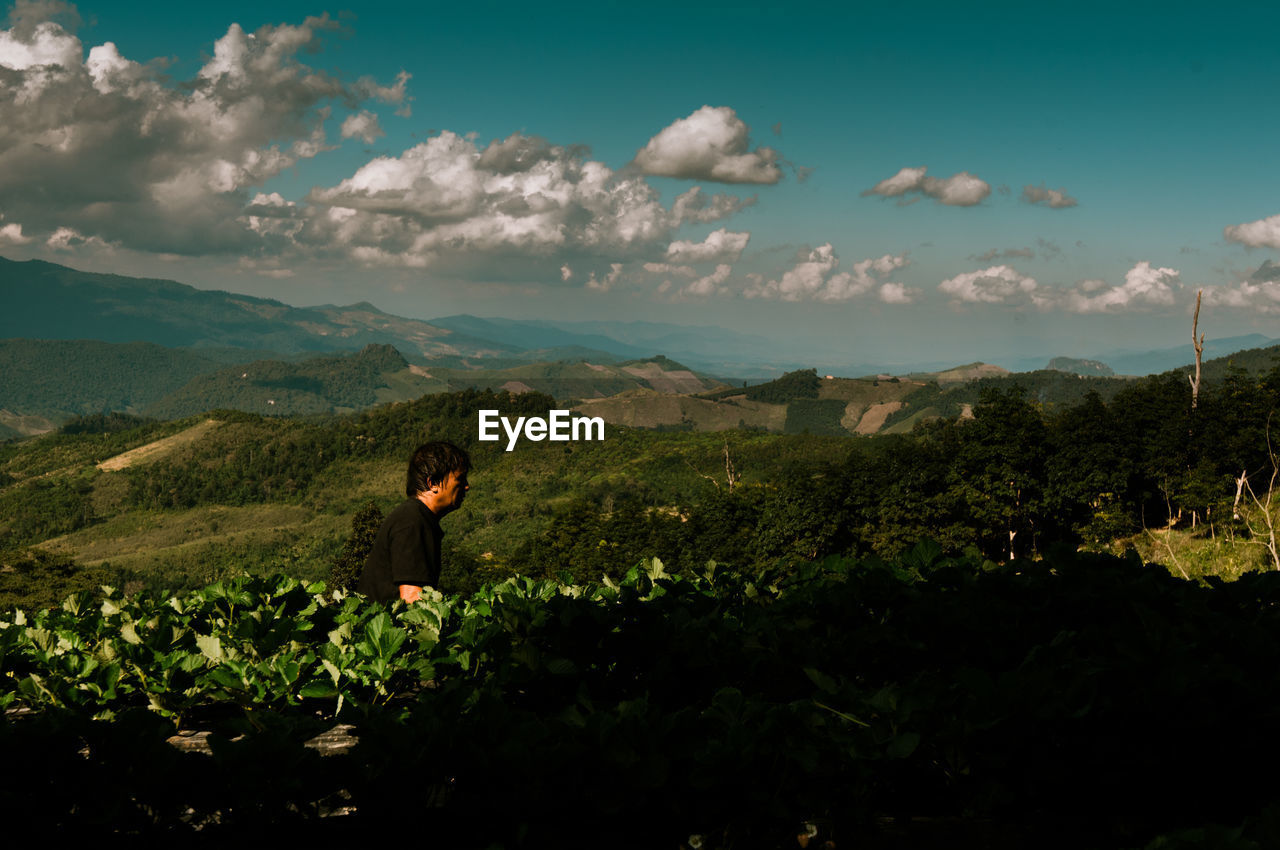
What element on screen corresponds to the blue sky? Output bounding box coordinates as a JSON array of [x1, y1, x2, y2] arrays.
[[2, 0, 1280, 368]]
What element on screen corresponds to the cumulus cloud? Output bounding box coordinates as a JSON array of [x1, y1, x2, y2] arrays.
[[340, 110, 384, 144], [632, 105, 782, 184], [940, 265, 1039, 305], [0, 8, 408, 255], [862, 166, 991, 207], [0, 9, 768, 287], [1202, 281, 1280, 312], [45, 225, 111, 252], [0, 222, 31, 244], [1022, 183, 1078, 208], [1063, 261, 1180, 313], [684, 263, 733, 297], [586, 263, 624, 292], [643, 262, 696, 278], [745, 245, 913, 303], [1225, 213, 1280, 250], [301, 131, 753, 269], [665, 228, 750, 264], [879, 282, 914, 304], [1200, 261, 1280, 313]]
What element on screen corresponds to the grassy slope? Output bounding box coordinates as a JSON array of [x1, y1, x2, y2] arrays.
[[2, 409, 851, 600]]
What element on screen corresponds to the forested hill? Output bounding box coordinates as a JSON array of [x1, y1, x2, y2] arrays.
[[0, 339, 226, 420], [0, 256, 509, 359], [144, 344, 431, 419]]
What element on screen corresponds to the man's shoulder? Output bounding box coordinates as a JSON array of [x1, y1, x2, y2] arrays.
[[385, 498, 439, 528]]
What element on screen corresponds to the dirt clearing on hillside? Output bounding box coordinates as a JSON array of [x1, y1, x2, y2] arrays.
[[622, 363, 708, 394], [854, 402, 904, 434], [96, 419, 220, 471]]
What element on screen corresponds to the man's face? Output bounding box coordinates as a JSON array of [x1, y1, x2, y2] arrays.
[[435, 469, 468, 513]]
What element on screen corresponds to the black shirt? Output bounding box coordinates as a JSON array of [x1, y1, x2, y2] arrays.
[[357, 498, 443, 602]]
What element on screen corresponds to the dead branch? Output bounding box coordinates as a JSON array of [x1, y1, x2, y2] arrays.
[[723, 439, 741, 494], [1234, 416, 1280, 570], [1145, 526, 1189, 580], [1189, 289, 1204, 409], [684, 457, 721, 492]]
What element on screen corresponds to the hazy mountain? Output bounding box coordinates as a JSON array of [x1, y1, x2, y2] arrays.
[[1096, 334, 1278, 376], [0, 257, 511, 360], [430, 314, 798, 378], [1047, 357, 1115, 377], [428, 315, 652, 360]]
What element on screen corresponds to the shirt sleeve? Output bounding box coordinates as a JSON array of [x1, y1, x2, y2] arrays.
[[386, 512, 434, 587]]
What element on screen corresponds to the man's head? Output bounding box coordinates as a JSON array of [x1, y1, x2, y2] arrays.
[[406, 441, 471, 515]]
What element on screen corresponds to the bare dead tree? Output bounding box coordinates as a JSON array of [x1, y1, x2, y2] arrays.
[[1189, 289, 1205, 409], [686, 438, 743, 494], [1232, 417, 1280, 571], [684, 456, 722, 492], [723, 439, 741, 494]]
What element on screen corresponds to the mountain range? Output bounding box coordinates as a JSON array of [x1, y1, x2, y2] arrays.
[[4, 255, 1279, 439]]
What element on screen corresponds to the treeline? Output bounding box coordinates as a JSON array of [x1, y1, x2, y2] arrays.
[[144, 344, 410, 419], [518, 364, 1280, 574], [0, 339, 222, 418], [880, 368, 1134, 430], [126, 389, 558, 510]]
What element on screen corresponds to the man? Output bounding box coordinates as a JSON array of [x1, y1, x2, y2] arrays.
[[358, 441, 470, 603]]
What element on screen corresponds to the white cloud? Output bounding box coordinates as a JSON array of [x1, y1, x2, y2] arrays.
[[865, 166, 927, 198], [302, 131, 753, 269], [1225, 213, 1280, 250], [665, 228, 750, 264], [0, 9, 407, 255], [940, 265, 1039, 305], [560, 264, 572, 281], [340, 110, 384, 145], [745, 245, 912, 303], [0, 222, 31, 244], [46, 225, 111, 251], [632, 105, 782, 184], [643, 262, 696, 278], [1022, 183, 1078, 208], [1200, 261, 1280, 313], [879, 282, 915, 304], [683, 263, 733, 297], [1064, 261, 1180, 313], [586, 263, 624, 292], [863, 166, 991, 207], [1202, 282, 1280, 312]]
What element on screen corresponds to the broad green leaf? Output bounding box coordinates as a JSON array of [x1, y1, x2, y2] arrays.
[[887, 732, 921, 759], [321, 658, 341, 684], [804, 667, 839, 694], [196, 633, 224, 663]]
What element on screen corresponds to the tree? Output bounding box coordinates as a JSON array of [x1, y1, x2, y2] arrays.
[[950, 387, 1048, 560], [329, 500, 384, 592], [1189, 289, 1205, 410]]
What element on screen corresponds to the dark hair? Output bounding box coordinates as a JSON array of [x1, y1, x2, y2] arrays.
[[406, 441, 471, 498]]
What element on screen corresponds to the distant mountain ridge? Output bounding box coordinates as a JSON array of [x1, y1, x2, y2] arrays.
[[5, 255, 1280, 402], [0, 257, 510, 361]]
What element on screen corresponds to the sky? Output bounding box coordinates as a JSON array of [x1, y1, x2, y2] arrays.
[[2, 0, 1280, 369]]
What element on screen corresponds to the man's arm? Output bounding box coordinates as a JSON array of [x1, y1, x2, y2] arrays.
[[385, 506, 436, 603]]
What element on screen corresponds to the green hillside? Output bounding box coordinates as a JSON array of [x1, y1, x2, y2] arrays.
[[145, 344, 433, 418], [426, 355, 726, 400], [0, 339, 226, 421]]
